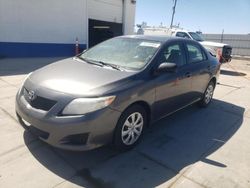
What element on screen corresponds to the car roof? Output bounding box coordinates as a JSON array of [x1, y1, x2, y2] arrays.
[[119, 35, 191, 43]]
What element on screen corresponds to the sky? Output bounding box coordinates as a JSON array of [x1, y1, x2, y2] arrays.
[[135, 0, 250, 34]]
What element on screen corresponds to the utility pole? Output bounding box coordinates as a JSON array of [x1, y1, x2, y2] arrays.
[[170, 0, 178, 28], [220, 29, 224, 43]]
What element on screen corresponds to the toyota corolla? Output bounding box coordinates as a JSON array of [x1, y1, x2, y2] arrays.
[[16, 35, 220, 151]]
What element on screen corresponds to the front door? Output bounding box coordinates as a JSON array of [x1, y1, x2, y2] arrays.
[[152, 42, 193, 120]]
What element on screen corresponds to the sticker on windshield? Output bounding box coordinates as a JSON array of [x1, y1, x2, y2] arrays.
[[139, 42, 160, 48]]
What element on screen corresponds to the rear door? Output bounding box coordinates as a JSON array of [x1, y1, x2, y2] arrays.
[[184, 41, 211, 99]]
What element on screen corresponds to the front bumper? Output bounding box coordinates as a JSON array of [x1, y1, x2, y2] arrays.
[[15, 87, 121, 151]]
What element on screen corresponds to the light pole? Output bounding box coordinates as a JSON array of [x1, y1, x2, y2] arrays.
[[220, 29, 224, 43], [170, 0, 178, 28]]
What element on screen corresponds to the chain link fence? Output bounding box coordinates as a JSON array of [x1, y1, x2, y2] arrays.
[[203, 34, 250, 56]]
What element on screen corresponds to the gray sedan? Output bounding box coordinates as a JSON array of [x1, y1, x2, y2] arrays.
[[16, 35, 220, 151]]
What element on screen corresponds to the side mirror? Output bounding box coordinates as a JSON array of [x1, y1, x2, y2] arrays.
[[155, 62, 177, 74]]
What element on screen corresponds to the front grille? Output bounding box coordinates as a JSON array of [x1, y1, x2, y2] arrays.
[[23, 88, 57, 111]]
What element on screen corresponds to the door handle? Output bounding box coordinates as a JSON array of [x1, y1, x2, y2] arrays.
[[185, 72, 191, 77]]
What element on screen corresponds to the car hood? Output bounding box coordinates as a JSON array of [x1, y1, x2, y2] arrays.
[[25, 58, 136, 96], [200, 41, 229, 48]]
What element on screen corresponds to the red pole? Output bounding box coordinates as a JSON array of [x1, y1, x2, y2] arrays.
[[75, 37, 79, 55]]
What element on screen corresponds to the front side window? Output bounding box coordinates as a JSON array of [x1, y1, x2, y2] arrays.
[[160, 43, 186, 66], [188, 32, 204, 41], [186, 43, 206, 63], [80, 38, 161, 70]]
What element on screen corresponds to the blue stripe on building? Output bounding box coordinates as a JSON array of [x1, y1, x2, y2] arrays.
[[0, 42, 86, 57]]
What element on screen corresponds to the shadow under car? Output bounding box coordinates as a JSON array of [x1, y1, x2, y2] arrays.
[[23, 99, 244, 188]]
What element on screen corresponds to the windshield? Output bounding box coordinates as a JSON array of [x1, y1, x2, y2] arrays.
[[188, 32, 204, 42], [80, 37, 161, 70]]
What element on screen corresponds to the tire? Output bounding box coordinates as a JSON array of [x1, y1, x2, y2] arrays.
[[199, 81, 215, 107], [113, 105, 147, 151]]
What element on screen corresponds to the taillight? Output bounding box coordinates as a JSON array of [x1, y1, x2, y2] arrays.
[[217, 49, 223, 63]]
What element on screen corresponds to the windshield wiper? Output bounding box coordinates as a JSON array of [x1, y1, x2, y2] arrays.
[[74, 56, 101, 66], [98, 61, 122, 71], [75, 56, 122, 71]]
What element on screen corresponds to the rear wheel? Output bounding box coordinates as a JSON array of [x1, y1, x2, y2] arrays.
[[199, 81, 215, 107], [114, 105, 147, 150]]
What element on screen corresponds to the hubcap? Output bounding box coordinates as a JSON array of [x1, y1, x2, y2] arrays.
[[205, 84, 214, 104], [121, 112, 144, 145]]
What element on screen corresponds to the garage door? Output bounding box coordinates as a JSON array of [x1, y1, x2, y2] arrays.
[[88, 19, 123, 47]]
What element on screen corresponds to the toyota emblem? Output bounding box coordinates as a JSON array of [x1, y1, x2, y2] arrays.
[[28, 90, 36, 101]]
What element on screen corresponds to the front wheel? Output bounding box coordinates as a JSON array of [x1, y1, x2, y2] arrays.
[[199, 81, 215, 107], [113, 105, 147, 151]]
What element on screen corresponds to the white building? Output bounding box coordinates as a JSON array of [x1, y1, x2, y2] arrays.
[[0, 0, 136, 57]]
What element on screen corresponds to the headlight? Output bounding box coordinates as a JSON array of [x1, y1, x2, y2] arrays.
[[62, 96, 116, 115]]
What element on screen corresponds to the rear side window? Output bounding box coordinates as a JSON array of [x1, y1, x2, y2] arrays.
[[176, 32, 191, 39], [186, 43, 206, 63]]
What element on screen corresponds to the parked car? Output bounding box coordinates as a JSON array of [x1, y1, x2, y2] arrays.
[[141, 27, 232, 63], [16, 35, 220, 151]]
